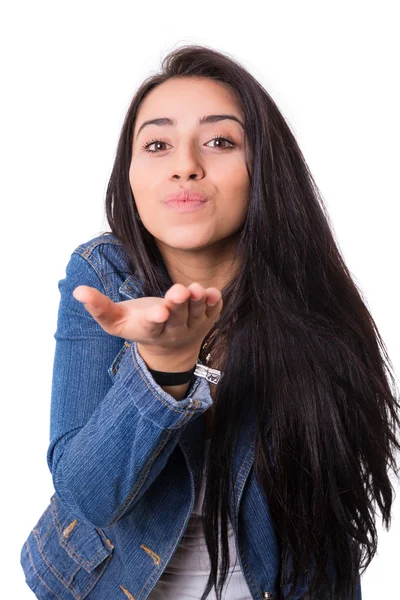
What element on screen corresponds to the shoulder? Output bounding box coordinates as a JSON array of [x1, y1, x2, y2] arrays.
[[64, 232, 140, 301], [72, 232, 131, 273]]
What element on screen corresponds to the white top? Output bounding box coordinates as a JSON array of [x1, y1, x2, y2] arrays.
[[148, 440, 253, 599]]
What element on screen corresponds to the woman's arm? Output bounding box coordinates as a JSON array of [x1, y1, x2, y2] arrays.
[[46, 250, 213, 528]]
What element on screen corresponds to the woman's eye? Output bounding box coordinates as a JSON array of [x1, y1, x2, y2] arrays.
[[143, 140, 168, 153], [207, 137, 235, 150], [142, 136, 235, 154]]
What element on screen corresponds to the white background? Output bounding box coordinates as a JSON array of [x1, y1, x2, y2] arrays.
[[1, 1, 399, 598]]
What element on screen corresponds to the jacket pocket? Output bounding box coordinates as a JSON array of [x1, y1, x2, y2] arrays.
[[20, 493, 114, 600]]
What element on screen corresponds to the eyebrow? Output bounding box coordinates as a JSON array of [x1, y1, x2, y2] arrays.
[[135, 114, 245, 139]]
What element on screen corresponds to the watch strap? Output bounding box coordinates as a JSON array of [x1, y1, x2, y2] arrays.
[[148, 360, 223, 386]]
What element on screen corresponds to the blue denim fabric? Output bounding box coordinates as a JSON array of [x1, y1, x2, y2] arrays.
[[20, 233, 362, 600]]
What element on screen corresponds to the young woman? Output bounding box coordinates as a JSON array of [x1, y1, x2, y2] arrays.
[[21, 44, 400, 600]]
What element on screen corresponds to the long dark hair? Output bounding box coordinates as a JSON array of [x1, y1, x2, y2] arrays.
[[102, 44, 400, 599]]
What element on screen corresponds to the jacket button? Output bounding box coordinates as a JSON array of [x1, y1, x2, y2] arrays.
[[263, 593, 274, 599]]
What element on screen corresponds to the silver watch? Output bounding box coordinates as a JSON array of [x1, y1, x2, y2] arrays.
[[194, 361, 223, 385]]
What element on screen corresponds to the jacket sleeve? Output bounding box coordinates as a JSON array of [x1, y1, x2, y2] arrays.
[[46, 250, 213, 529]]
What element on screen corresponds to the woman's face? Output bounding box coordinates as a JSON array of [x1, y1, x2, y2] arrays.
[[129, 76, 251, 254]]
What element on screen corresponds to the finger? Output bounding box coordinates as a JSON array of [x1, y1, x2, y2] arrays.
[[204, 288, 223, 318], [188, 285, 221, 306], [72, 285, 124, 334], [187, 282, 207, 326], [203, 287, 222, 306], [142, 304, 170, 338], [163, 283, 190, 329]]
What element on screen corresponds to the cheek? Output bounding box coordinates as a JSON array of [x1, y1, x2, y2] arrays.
[[221, 190, 249, 228], [129, 167, 155, 211], [128, 164, 137, 195], [216, 196, 249, 233], [223, 167, 250, 211], [217, 155, 249, 187]]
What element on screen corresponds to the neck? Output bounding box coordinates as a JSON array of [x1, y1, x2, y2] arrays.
[[155, 235, 241, 291]]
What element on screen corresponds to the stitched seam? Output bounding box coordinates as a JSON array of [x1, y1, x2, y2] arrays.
[[137, 540, 173, 598], [23, 540, 63, 599], [104, 270, 132, 275], [241, 551, 262, 598], [104, 429, 173, 527], [52, 498, 109, 569], [95, 525, 116, 550], [40, 520, 53, 544], [120, 584, 136, 599], [74, 237, 125, 300], [33, 525, 112, 599], [104, 409, 199, 527], [137, 563, 160, 600], [33, 527, 83, 596], [136, 443, 197, 598], [120, 281, 142, 298], [231, 441, 255, 513], [78, 554, 112, 598], [140, 544, 161, 565], [73, 250, 112, 299], [110, 342, 131, 378], [230, 445, 262, 599], [75, 238, 123, 256]]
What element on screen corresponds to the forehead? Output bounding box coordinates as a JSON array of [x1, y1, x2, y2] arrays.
[[134, 77, 244, 134]]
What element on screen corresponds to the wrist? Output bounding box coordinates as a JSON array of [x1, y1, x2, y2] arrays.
[[136, 342, 199, 373]]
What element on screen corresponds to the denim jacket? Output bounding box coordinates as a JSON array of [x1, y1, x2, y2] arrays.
[[20, 233, 362, 600]]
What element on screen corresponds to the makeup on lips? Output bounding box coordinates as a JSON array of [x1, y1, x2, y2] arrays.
[[162, 191, 210, 213]]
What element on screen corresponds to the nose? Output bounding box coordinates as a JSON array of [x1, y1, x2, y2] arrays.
[[171, 168, 203, 182], [170, 143, 204, 181]]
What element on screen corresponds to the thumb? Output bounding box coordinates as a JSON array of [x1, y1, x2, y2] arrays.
[[72, 285, 121, 334]]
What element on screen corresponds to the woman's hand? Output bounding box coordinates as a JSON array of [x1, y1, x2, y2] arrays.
[[72, 281, 223, 354]]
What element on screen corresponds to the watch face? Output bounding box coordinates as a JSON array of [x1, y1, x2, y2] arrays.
[[194, 363, 223, 385]]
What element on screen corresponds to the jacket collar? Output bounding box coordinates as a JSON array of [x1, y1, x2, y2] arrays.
[[119, 273, 146, 300], [119, 259, 171, 300]]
